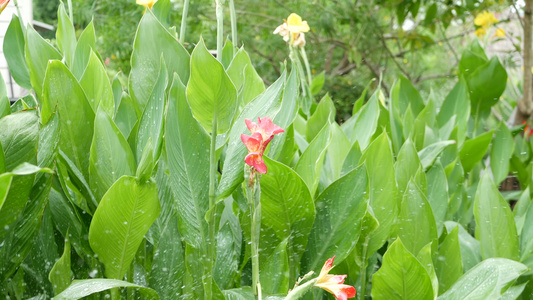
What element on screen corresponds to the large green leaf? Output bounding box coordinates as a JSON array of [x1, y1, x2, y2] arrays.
[[437, 79, 470, 128], [3, 15, 31, 89], [444, 222, 481, 272], [351, 93, 380, 149], [0, 111, 39, 171], [490, 122, 514, 185], [395, 139, 422, 195], [25, 26, 62, 100], [306, 94, 335, 142], [165, 74, 210, 248], [426, 161, 448, 234], [54, 279, 160, 300], [43, 61, 95, 179], [396, 181, 438, 255], [114, 92, 139, 140], [217, 72, 286, 199], [187, 39, 238, 134], [474, 173, 519, 260], [71, 22, 96, 79], [295, 124, 331, 196], [0, 74, 8, 119], [466, 57, 507, 114], [226, 47, 265, 106], [361, 133, 398, 256], [434, 226, 463, 295], [260, 239, 289, 295], [372, 238, 434, 300], [438, 258, 527, 300], [323, 123, 351, 183], [419, 140, 456, 170], [56, 3, 76, 66], [88, 176, 160, 279], [129, 9, 190, 111], [135, 58, 167, 162], [79, 50, 115, 116], [302, 165, 368, 272], [390, 75, 425, 117], [459, 130, 493, 173], [261, 157, 315, 282], [521, 198, 533, 262], [89, 108, 136, 202]]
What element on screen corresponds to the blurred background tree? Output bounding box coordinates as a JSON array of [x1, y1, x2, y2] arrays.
[[32, 0, 522, 122]]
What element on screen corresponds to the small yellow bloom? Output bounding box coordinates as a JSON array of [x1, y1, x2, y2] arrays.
[[474, 11, 498, 29], [495, 28, 505, 38], [137, 0, 157, 9], [286, 13, 310, 34], [475, 28, 486, 37], [403, 59, 408, 64], [438, 42, 443, 46], [111, 54, 117, 60]]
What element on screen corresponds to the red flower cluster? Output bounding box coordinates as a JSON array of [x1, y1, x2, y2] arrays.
[[524, 121, 533, 138], [241, 117, 284, 174], [315, 256, 356, 300]]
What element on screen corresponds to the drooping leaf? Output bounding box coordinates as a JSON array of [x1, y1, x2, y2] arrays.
[[54, 279, 160, 300]]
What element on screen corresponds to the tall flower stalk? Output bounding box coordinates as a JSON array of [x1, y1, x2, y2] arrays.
[[241, 117, 284, 297], [179, 0, 190, 44]]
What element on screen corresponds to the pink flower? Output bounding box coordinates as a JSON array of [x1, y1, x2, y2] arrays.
[[241, 117, 284, 174], [0, 0, 10, 14], [315, 256, 356, 300]]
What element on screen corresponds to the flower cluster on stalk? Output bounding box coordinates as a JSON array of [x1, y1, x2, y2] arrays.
[[474, 11, 500, 38], [274, 13, 310, 47], [241, 117, 284, 174]]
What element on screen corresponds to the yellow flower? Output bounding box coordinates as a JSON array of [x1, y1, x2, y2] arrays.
[[474, 11, 498, 29], [273, 13, 310, 47], [495, 28, 505, 38], [137, 0, 157, 9], [286, 13, 310, 34], [475, 28, 486, 37]]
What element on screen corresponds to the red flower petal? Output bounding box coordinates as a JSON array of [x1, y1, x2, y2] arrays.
[[241, 133, 263, 153], [244, 153, 267, 174]]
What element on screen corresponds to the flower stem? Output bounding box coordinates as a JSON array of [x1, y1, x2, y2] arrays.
[[67, 0, 74, 24], [205, 117, 218, 300], [284, 278, 318, 300], [299, 47, 313, 86], [216, 0, 224, 62], [359, 237, 369, 300], [179, 0, 190, 45], [289, 46, 311, 115], [245, 168, 262, 297], [228, 0, 238, 53]]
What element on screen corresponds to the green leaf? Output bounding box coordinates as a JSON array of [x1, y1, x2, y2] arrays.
[[391, 75, 424, 117], [0, 111, 38, 171], [129, 9, 190, 111], [112, 73, 123, 116], [89, 176, 160, 279], [296, 124, 331, 196], [149, 214, 185, 299], [459, 130, 493, 173], [152, 0, 171, 26], [226, 47, 265, 106], [444, 222, 481, 272], [0, 74, 8, 119], [372, 238, 434, 299], [56, 3, 76, 66], [71, 21, 96, 79], [323, 123, 351, 183], [115, 92, 139, 139], [25, 26, 62, 99], [437, 79, 470, 128], [136, 140, 155, 183], [474, 173, 519, 260], [221, 40, 234, 69], [438, 258, 527, 300], [49, 235, 72, 295], [491, 122, 514, 185], [43, 60, 95, 179], [361, 133, 398, 256], [419, 140, 456, 170], [306, 94, 335, 142], [166, 74, 210, 248], [520, 196, 533, 261], [135, 57, 167, 162], [397, 181, 438, 255], [80, 50, 115, 116], [434, 226, 463, 295], [223, 287, 255, 300], [466, 57, 507, 113], [187, 39, 238, 134], [340, 141, 362, 177], [217, 72, 286, 199], [260, 239, 289, 295], [310, 71, 325, 95], [413, 98, 435, 150], [350, 93, 379, 149], [261, 157, 315, 282], [426, 161, 448, 234], [302, 165, 368, 272], [54, 279, 160, 300], [395, 139, 422, 195], [4, 15, 31, 89], [89, 108, 136, 201]]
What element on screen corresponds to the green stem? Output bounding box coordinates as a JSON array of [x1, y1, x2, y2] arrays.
[[216, 0, 224, 62], [284, 278, 318, 300], [205, 116, 218, 300], [12, 0, 24, 26], [127, 261, 134, 299], [359, 237, 369, 300], [245, 170, 262, 296], [179, 0, 190, 44], [67, 0, 74, 24], [290, 46, 312, 115], [299, 47, 313, 86], [228, 0, 238, 52]]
